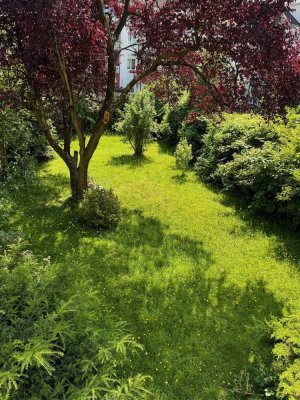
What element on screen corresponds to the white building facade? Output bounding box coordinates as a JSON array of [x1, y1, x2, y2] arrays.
[[291, 1, 300, 23], [116, 27, 141, 93], [116, 3, 300, 93]]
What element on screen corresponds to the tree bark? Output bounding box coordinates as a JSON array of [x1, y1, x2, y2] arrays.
[[69, 166, 88, 200], [0, 138, 7, 175], [68, 152, 88, 200]]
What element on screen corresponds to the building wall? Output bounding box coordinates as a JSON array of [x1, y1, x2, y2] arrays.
[[291, 1, 300, 23], [118, 27, 141, 93]]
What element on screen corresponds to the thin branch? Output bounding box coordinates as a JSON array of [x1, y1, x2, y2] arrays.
[[179, 61, 226, 105], [95, 0, 106, 26], [54, 40, 85, 158], [112, 59, 162, 113], [115, 0, 131, 40], [116, 42, 142, 54]]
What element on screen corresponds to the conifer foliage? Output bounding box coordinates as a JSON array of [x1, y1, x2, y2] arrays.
[[115, 88, 158, 158], [0, 240, 150, 399]]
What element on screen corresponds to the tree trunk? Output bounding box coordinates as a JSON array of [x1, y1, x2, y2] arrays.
[[69, 160, 88, 200], [134, 130, 144, 158], [0, 138, 7, 175]]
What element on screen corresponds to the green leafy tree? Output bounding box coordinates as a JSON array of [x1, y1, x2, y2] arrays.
[[174, 138, 192, 175], [115, 88, 158, 158]]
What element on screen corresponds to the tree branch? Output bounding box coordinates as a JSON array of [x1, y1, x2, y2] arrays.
[[54, 40, 86, 159], [115, 0, 130, 40], [95, 0, 106, 26]]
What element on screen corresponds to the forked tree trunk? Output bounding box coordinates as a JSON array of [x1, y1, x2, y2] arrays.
[[67, 150, 89, 200], [69, 162, 88, 200]]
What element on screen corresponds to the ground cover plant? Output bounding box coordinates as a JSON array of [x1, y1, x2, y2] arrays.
[[1, 135, 300, 399]]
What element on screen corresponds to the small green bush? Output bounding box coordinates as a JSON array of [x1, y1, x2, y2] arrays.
[[0, 108, 51, 182], [195, 113, 277, 183], [159, 91, 191, 146], [174, 138, 192, 174], [178, 114, 209, 160], [78, 186, 121, 229], [115, 87, 158, 157]]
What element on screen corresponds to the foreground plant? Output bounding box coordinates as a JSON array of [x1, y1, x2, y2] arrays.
[[271, 313, 300, 400], [0, 0, 299, 199], [0, 239, 151, 399]]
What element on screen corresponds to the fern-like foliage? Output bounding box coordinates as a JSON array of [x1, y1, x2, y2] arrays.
[[270, 313, 300, 399], [0, 239, 151, 399]]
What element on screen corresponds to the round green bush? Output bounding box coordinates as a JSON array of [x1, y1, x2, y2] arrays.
[[79, 186, 121, 229]]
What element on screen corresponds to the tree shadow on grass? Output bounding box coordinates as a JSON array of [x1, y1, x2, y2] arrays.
[[209, 186, 300, 268], [107, 154, 153, 168], [4, 173, 284, 400], [158, 140, 176, 155], [171, 173, 187, 184]]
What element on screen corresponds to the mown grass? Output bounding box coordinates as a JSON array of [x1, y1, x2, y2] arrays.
[[3, 135, 300, 399]]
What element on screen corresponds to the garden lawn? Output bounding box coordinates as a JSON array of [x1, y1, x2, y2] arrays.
[[4, 135, 300, 399]]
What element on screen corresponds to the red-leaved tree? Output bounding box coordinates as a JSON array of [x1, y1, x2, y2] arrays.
[[0, 0, 299, 198]]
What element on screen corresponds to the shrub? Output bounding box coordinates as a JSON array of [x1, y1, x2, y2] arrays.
[[270, 313, 300, 400], [78, 185, 121, 229], [159, 91, 191, 146], [178, 113, 209, 160], [195, 113, 277, 183], [0, 108, 51, 182], [0, 240, 151, 399], [195, 110, 300, 224], [115, 87, 158, 157], [174, 138, 192, 174]]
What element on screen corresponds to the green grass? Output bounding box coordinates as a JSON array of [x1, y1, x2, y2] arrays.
[[3, 135, 300, 399]]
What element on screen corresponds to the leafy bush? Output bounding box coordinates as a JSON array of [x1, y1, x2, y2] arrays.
[[115, 88, 158, 157], [270, 313, 300, 400], [178, 113, 209, 160], [0, 240, 151, 399], [195, 113, 277, 183], [174, 138, 192, 174], [195, 111, 300, 223], [0, 108, 51, 182], [159, 91, 191, 146], [78, 185, 121, 229]]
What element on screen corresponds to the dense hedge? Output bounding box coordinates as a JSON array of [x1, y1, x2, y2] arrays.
[[195, 110, 300, 225]]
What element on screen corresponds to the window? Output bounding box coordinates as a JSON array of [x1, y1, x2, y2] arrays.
[[127, 58, 136, 70]]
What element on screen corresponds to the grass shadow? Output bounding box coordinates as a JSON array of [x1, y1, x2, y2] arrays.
[[107, 154, 153, 168], [172, 173, 187, 184], [209, 185, 300, 267], [158, 140, 176, 155]]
